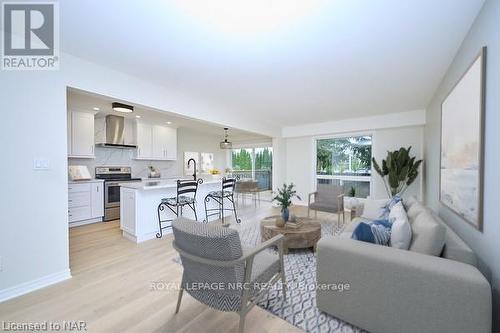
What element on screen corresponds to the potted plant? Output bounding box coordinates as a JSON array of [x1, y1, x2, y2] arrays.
[[344, 186, 357, 209], [372, 146, 423, 198], [273, 183, 301, 223]]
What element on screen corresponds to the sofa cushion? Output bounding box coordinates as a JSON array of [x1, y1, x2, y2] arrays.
[[409, 211, 446, 256], [403, 195, 419, 210], [432, 214, 478, 267], [389, 202, 412, 250], [361, 199, 389, 220], [407, 201, 426, 221]]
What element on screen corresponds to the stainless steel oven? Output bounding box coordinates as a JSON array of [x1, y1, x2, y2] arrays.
[[96, 167, 141, 221]]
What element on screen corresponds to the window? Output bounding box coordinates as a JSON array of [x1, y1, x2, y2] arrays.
[[231, 147, 273, 190], [316, 135, 372, 197]]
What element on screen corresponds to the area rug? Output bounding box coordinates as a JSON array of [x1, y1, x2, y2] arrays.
[[173, 220, 366, 333], [238, 221, 365, 333]]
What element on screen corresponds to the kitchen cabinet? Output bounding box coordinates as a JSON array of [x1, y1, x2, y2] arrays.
[[68, 111, 95, 158], [68, 180, 104, 227], [136, 122, 153, 159], [91, 182, 104, 218], [135, 121, 177, 161]]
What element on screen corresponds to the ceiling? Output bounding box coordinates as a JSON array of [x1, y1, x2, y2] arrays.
[[61, 0, 484, 128], [67, 89, 268, 142]]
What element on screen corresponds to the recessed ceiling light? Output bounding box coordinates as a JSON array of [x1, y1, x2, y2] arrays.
[[135, 115, 141, 119], [93, 107, 100, 111], [166, 121, 172, 125], [112, 102, 134, 113]]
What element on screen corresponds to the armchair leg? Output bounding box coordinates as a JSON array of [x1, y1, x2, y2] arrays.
[[175, 287, 184, 314], [307, 207, 310, 218], [238, 312, 247, 333], [315, 210, 317, 218], [282, 273, 287, 303]]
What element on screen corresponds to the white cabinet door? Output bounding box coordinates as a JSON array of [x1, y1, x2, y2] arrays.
[[165, 127, 177, 160], [70, 112, 95, 158], [136, 122, 153, 159], [152, 125, 169, 160], [91, 182, 104, 218], [120, 188, 136, 235]]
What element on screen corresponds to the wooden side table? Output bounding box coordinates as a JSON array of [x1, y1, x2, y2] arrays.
[[260, 216, 322, 254]]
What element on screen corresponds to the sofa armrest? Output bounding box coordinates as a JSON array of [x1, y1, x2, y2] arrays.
[[316, 237, 491, 333]]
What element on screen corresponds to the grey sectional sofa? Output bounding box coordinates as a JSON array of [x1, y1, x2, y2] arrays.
[[316, 199, 492, 333]]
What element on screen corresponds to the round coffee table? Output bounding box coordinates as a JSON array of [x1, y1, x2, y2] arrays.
[[260, 216, 322, 254]]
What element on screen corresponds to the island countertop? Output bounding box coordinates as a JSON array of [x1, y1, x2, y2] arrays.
[[119, 177, 222, 190]]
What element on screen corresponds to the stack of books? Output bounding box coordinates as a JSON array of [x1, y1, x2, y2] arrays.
[[286, 220, 303, 229]]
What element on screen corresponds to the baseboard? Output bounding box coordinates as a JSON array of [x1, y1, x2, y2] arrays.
[[0, 269, 72, 303]]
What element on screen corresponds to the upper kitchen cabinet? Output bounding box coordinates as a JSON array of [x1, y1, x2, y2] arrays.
[[68, 111, 95, 158], [135, 121, 177, 161], [136, 122, 153, 159]]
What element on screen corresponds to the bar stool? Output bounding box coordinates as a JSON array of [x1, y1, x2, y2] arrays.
[[156, 178, 202, 238], [204, 177, 241, 225]]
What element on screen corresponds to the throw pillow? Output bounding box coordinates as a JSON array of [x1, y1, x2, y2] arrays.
[[361, 199, 390, 220], [407, 201, 426, 221], [403, 195, 419, 210], [389, 202, 412, 250], [352, 220, 392, 245], [409, 211, 446, 256], [380, 195, 402, 219]]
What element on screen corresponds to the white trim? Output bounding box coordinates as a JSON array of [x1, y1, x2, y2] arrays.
[[0, 269, 71, 303], [282, 110, 426, 138]]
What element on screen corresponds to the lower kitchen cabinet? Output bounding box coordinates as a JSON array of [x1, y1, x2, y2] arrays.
[[68, 180, 104, 227]]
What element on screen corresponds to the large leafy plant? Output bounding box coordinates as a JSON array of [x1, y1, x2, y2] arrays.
[[273, 183, 301, 211], [372, 147, 423, 198]]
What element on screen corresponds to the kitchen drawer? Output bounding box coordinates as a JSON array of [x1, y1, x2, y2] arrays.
[[69, 191, 91, 208], [68, 205, 91, 223], [68, 183, 91, 193]]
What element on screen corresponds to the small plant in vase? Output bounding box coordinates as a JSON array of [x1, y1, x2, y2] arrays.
[[273, 183, 301, 224]]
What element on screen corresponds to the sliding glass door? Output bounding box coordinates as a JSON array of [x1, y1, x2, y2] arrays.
[[231, 146, 273, 190], [316, 135, 372, 197]]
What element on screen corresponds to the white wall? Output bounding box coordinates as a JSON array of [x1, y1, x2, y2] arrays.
[[176, 128, 228, 176], [424, 0, 500, 329], [284, 125, 425, 204], [0, 52, 275, 301], [371, 126, 424, 199]]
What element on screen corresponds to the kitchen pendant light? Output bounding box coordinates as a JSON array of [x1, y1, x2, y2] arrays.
[[112, 102, 134, 113], [219, 127, 232, 149]]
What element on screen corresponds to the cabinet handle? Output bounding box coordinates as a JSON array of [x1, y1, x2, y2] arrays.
[[69, 199, 73, 202]]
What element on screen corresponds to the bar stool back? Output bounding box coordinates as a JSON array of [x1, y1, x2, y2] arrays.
[[204, 177, 241, 225], [157, 178, 203, 238]]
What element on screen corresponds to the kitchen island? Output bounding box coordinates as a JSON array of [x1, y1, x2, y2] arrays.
[[119, 177, 229, 243]]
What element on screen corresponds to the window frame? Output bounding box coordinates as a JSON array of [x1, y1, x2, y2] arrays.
[[313, 131, 374, 196]]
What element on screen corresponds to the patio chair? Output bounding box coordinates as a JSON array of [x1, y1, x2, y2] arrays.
[[308, 184, 345, 225], [172, 217, 287, 333]]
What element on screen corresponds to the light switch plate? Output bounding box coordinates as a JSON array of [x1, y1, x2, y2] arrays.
[[33, 158, 50, 170]]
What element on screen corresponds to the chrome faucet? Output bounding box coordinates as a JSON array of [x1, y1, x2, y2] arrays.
[[187, 158, 197, 180]]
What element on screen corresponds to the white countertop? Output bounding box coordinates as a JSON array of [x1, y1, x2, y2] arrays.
[[120, 178, 222, 190], [68, 179, 104, 184]]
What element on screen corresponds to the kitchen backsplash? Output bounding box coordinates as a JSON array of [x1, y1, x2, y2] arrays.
[[68, 146, 178, 179]]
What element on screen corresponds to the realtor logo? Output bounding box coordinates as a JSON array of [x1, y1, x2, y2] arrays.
[[2, 2, 59, 70]]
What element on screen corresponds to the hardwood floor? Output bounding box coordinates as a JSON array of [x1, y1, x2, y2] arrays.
[[0, 202, 335, 333]]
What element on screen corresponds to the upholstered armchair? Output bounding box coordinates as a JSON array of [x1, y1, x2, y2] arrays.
[[308, 184, 345, 225], [172, 217, 286, 333]]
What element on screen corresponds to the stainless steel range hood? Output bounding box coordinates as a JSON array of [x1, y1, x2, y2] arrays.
[[96, 115, 137, 149]]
